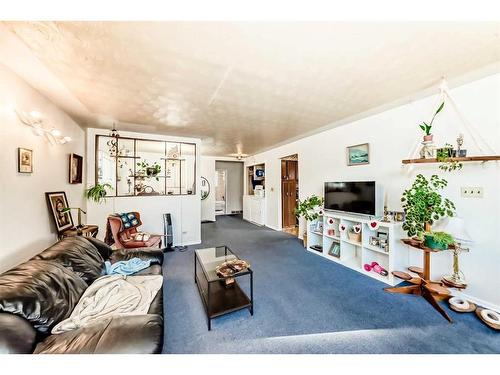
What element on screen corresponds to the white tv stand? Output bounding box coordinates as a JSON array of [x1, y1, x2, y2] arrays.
[[306, 211, 409, 286]]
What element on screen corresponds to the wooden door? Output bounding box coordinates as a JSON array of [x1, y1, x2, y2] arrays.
[[282, 180, 297, 227], [287, 161, 297, 181]]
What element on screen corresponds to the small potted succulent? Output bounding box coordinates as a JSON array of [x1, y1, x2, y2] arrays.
[[419, 101, 444, 142], [424, 231, 455, 250], [347, 224, 362, 243]]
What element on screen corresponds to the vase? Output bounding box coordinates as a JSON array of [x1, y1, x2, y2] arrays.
[[423, 134, 433, 142]]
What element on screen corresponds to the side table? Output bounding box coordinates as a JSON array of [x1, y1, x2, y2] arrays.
[[59, 225, 99, 240]]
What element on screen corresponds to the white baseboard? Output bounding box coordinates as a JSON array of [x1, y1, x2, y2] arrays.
[[452, 290, 500, 312], [265, 224, 281, 231], [177, 239, 201, 247]]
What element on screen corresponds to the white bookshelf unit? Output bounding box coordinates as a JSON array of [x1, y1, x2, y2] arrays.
[[306, 211, 409, 286]]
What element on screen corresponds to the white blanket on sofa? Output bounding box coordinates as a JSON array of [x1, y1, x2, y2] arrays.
[[52, 274, 163, 334]]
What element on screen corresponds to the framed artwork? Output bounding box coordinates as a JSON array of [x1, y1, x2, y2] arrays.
[[18, 148, 33, 173], [347, 143, 370, 166], [69, 153, 83, 184], [46, 191, 74, 233]]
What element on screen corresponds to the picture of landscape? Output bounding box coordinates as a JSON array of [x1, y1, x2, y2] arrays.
[[347, 143, 369, 165]]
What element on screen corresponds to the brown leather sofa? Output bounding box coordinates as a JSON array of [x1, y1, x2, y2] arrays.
[[0, 236, 164, 354]]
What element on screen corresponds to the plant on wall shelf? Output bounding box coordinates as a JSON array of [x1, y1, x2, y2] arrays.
[[437, 143, 463, 172], [401, 174, 455, 239], [295, 195, 324, 222], [85, 183, 113, 203], [419, 101, 445, 142]]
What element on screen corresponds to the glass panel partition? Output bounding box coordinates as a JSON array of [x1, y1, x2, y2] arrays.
[[95, 135, 196, 197]]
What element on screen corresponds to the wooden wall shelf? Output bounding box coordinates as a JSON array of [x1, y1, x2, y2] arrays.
[[402, 155, 500, 164]]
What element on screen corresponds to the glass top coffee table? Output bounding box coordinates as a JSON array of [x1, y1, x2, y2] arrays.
[[194, 245, 253, 330]]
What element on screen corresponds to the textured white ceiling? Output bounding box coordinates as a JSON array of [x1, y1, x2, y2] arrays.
[[3, 21, 499, 156]]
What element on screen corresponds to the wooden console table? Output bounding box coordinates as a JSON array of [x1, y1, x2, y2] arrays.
[[385, 238, 453, 322], [59, 225, 99, 240]]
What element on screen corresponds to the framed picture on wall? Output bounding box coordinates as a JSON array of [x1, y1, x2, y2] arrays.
[[347, 143, 370, 166], [45, 191, 74, 233], [18, 147, 33, 173], [69, 153, 83, 184]]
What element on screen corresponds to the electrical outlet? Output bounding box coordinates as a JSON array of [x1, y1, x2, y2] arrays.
[[461, 187, 484, 198]]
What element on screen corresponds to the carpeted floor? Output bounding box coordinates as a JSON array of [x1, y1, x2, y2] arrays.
[[163, 215, 499, 354]]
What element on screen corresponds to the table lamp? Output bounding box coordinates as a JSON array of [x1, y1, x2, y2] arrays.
[[435, 217, 473, 288]]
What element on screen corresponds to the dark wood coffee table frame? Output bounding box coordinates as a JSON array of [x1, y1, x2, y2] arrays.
[[194, 246, 253, 330]]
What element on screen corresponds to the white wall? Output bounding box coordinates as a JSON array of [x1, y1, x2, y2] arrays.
[[0, 64, 86, 272], [86, 128, 201, 246], [245, 73, 500, 309], [200, 156, 216, 222], [215, 161, 244, 214]]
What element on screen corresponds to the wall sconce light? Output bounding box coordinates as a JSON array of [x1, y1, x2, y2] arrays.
[[16, 110, 72, 145]]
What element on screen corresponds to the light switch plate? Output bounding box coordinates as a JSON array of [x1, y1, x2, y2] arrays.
[[461, 187, 484, 198]]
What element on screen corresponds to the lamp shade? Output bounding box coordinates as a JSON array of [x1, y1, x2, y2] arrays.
[[434, 217, 473, 243]]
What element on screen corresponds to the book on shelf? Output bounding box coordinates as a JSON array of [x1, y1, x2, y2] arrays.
[[328, 242, 340, 258]]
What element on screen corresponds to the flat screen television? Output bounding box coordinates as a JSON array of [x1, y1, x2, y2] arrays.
[[324, 181, 378, 216]]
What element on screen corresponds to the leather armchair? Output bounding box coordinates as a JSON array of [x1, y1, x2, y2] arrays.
[[107, 212, 162, 249]]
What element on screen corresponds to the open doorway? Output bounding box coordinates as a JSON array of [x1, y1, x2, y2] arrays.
[[281, 154, 298, 236], [215, 169, 227, 215]]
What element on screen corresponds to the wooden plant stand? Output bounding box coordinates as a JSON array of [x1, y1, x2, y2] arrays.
[[385, 238, 453, 323]]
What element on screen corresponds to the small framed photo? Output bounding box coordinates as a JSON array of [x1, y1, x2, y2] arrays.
[[394, 211, 405, 222], [46, 191, 74, 233], [69, 153, 83, 184], [347, 143, 369, 166], [18, 148, 33, 173]]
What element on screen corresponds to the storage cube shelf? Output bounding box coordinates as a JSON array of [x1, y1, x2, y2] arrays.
[[306, 212, 408, 286]]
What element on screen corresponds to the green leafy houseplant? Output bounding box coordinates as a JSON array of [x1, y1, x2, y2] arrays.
[[85, 183, 113, 203], [295, 195, 324, 222], [419, 101, 444, 141], [401, 174, 455, 239], [437, 143, 463, 172], [137, 161, 162, 180], [424, 231, 455, 250]]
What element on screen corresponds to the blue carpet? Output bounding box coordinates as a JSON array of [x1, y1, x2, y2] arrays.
[[163, 215, 499, 353]]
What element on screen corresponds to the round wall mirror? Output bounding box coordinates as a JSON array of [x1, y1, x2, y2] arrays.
[[200, 176, 210, 200]]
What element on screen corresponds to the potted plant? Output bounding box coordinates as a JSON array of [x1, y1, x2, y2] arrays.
[[401, 174, 455, 239], [419, 101, 444, 142], [295, 195, 324, 248], [85, 183, 113, 203], [347, 224, 362, 243], [424, 231, 455, 250], [137, 161, 162, 181], [437, 143, 463, 172]]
